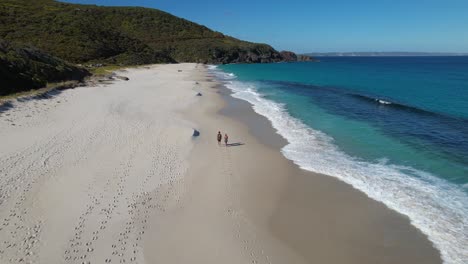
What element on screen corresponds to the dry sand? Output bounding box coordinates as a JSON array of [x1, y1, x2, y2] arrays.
[[0, 63, 441, 264]]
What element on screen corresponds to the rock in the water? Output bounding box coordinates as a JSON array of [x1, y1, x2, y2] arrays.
[[297, 55, 314, 62], [279, 51, 315, 62], [192, 129, 200, 137]]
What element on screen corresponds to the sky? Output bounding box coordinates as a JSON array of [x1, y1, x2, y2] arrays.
[[61, 0, 468, 53]]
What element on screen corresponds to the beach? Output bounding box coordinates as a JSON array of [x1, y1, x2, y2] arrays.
[[0, 63, 441, 263]]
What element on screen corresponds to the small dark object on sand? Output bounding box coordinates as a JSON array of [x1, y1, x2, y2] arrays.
[[196, 92, 202, 96], [178, 70, 182, 72], [195, 82, 199, 84], [192, 129, 200, 137], [116, 76, 129, 81]]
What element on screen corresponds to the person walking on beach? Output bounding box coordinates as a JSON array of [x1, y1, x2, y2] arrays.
[[224, 133, 229, 146], [217, 131, 222, 145]]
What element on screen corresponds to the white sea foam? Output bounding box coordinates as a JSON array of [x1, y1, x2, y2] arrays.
[[209, 65, 468, 264], [209, 66, 236, 80], [377, 99, 392, 105], [206, 65, 218, 71]]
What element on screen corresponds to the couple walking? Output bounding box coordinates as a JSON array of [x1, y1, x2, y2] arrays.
[[217, 131, 229, 146]]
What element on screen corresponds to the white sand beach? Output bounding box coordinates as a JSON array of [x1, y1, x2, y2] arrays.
[[0, 63, 441, 264]]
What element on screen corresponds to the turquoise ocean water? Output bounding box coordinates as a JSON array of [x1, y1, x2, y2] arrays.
[[210, 57, 468, 264]]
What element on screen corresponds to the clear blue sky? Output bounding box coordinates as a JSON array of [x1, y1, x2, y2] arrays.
[[61, 0, 468, 53]]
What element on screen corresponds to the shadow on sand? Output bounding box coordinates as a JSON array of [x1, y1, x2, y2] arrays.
[[0, 101, 14, 114], [226, 142, 245, 147], [17, 89, 65, 102], [0, 89, 69, 115]]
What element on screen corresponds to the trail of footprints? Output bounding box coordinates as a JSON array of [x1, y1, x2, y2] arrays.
[[63, 123, 187, 264], [0, 116, 117, 263], [1, 97, 188, 263], [221, 147, 272, 264], [0, 126, 74, 206], [64, 122, 145, 264], [0, 93, 73, 128], [0, 125, 80, 263]]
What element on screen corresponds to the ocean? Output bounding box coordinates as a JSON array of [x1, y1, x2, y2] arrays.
[[210, 57, 468, 264]]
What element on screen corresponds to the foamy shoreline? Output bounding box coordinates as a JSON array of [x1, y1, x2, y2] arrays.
[[0, 63, 441, 263], [209, 65, 467, 264]]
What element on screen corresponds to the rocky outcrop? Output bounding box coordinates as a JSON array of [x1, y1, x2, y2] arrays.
[[208, 49, 316, 64], [297, 55, 314, 61], [207, 45, 284, 64], [279, 51, 298, 62], [279, 51, 315, 63]]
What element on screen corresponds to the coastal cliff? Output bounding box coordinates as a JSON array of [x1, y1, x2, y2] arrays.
[[0, 0, 310, 95], [0, 0, 295, 65]]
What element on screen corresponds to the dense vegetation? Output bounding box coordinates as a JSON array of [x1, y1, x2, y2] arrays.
[[0, 0, 307, 95], [0, 39, 89, 96], [0, 0, 285, 64]]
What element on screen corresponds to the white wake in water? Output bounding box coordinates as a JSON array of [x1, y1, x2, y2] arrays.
[[209, 66, 468, 264], [377, 99, 392, 104]]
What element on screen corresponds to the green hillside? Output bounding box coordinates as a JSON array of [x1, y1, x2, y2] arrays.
[[0, 0, 284, 64], [0, 39, 89, 96]]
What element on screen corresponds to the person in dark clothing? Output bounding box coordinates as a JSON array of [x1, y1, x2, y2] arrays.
[[217, 131, 222, 145]]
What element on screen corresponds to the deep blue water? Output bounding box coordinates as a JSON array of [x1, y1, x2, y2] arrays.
[[220, 57, 468, 184], [212, 57, 468, 264]]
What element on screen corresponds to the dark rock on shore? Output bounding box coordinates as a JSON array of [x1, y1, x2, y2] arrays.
[[115, 76, 130, 81]]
